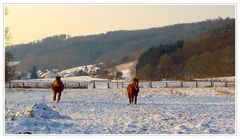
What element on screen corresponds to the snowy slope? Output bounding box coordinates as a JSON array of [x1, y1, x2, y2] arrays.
[[113, 60, 137, 80], [60, 64, 100, 77]]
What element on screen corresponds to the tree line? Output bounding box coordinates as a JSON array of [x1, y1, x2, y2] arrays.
[[136, 18, 235, 80]]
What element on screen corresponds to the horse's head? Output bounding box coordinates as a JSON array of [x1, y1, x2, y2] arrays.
[[132, 78, 139, 91], [56, 75, 61, 82]]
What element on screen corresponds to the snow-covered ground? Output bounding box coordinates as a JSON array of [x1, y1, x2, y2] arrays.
[[195, 76, 235, 82], [5, 87, 235, 134]]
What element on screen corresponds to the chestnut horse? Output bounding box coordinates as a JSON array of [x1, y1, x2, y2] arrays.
[[127, 78, 140, 104], [51, 76, 64, 102]]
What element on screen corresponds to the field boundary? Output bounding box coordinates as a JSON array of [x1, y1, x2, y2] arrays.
[[5, 81, 235, 89]]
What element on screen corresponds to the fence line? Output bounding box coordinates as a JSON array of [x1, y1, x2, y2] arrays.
[[5, 81, 235, 89]]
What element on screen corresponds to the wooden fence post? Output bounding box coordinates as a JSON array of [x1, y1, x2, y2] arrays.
[[196, 81, 198, 88], [107, 82, 110, 89], [166, 82, 168, 88], [93, 82, 95, 89], [149, 82, 153, 88], [181, 82, 183, 88], [225, 82, 228, 87], [122, 82, 124, 88], [211, 82, 213, 87]]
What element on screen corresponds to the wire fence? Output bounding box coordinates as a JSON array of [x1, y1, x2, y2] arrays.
[[5, 81, 235, 89]]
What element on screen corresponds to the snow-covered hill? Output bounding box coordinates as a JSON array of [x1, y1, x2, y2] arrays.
[[60, 64, 101, 77], [36, 60, 137, 81], [34, 76, 108, 82], [36, 64, 102, 79], [109, 60, 137, 80]]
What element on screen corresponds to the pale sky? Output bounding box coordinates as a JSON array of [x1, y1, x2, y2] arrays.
[[5, 5, 235, 45]]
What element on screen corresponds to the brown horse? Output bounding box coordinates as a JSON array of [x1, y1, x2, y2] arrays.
[[51, 76, 64, 102], [127, 78, 140, 104]]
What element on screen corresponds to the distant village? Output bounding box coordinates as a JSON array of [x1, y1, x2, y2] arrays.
[[12, 62, 128, 80], [14, 63, 102, 79]]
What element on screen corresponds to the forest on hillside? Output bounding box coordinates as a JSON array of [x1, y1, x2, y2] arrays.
[[136, 18, 235, 80], [6, 18, 234, 73]]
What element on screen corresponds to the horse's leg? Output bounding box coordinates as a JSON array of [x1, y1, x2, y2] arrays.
[[57, 92, 61, 103], [128, 93, 130, 103], [128, 93, 132, 104], [53, 91, 56, 101], [131, 96, 134, 104], [135, 95, 137, 104]]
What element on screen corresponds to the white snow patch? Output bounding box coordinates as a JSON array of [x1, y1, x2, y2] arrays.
[[60, 64, 100, 77], [114, 60, 137, 80], [8, 61, 20, 66], [14, 103, 68, 119], [6, 103, 72, 134]]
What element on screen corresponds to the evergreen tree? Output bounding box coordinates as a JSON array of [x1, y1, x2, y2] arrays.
[[30, 65, 38, 79], [136, 40, 184, 80]]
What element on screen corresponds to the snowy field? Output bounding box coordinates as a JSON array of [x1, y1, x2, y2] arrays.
[[5, 87, 235, 134]]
